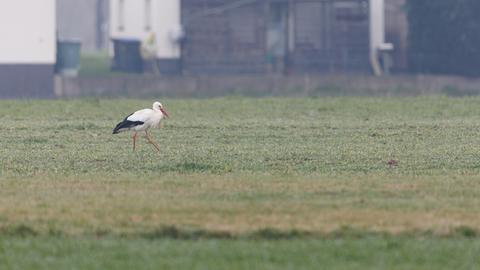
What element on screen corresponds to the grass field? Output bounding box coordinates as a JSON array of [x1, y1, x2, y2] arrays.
[[2, 97, 480, 269]]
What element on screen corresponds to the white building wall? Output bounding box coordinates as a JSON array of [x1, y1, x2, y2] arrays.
[[110, 0, 145, 38], [110, 0, 180, 59], [57, 0, 109, 52], [153, 0, 181, 58], [0, 0, 56, 64]]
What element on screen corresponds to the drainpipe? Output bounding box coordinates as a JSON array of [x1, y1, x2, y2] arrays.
[[369, 0, 384, 76]]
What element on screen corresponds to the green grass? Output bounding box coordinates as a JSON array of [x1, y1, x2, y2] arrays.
[[2, 236, 480, 270], [3, 97, 480, 176], [2, 97, 480, 268]]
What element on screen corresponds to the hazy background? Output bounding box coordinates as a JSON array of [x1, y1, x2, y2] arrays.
[[1, 0, 480, 98]]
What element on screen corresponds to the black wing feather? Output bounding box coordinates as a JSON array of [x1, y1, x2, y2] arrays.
[[112, 113, 144, 134]]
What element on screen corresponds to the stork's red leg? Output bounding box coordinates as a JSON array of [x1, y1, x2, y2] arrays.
[[145, 131, 160, 152], [132, 132, 138, 151]]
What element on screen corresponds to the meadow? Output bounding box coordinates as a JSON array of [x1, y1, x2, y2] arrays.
[[2, 97, 480, 269]]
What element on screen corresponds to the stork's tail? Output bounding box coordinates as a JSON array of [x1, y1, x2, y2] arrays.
[[112, 121, 126, 134]]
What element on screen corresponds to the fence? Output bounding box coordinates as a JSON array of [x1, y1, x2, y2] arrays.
[[181, 0, 370, 75]]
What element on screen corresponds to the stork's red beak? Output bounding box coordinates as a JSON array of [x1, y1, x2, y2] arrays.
[[160, 108, 169, 118]]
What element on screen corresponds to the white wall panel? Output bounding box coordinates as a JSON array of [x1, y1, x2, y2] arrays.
[[0, 0, 56, 63]]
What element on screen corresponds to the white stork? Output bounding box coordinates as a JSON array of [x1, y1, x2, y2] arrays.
[[113, 101, 169, 151]]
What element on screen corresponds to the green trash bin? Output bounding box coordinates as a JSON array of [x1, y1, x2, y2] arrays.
[[56, 39, 81, 76], [111, 38, 143, 73]]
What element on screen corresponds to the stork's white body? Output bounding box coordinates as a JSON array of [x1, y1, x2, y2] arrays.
[[113, 101, 169, 151], [126, 108, 164, 132]]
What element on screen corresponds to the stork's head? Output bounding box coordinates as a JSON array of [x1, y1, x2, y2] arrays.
[[153, 101, 169, 118]]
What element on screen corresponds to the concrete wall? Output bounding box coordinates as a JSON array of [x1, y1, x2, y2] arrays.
[[55, 74, 480, 98], [0, 65, 54, 98]]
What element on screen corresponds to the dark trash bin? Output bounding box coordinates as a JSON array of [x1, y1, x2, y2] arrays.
[[112, 38, 143, 73], [55, 39, 81, 76]]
